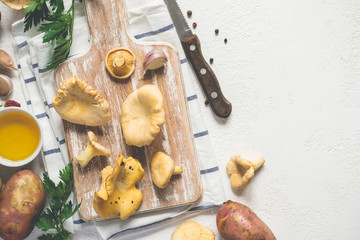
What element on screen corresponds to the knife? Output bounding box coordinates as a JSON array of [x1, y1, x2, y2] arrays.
[[164, 0, 232, 118]]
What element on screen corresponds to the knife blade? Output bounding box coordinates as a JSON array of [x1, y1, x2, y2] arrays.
[[164, 0, 232, 118]]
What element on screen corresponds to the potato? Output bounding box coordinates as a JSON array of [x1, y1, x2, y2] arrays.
[[0, 170, 45, 240], [216, 200, 276, 240]]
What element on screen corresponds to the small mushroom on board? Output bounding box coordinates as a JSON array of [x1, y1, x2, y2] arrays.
[[121, 85, 165, 147], [76, 131, 110, 168], [226, 155, 265, 190], [105, 47, 135, 80], [52, 76, 111, 126], [171, 221, 215, 240], [0, 50, 17, 71], [151, 152, 183, 188]]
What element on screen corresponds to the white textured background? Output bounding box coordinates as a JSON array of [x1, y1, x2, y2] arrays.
[[1, 0, 360, 239]]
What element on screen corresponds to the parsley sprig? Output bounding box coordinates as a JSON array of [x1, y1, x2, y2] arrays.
[[24, 0, 83, 72], [36, 163, 81, 240]]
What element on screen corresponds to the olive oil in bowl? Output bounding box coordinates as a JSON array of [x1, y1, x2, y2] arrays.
[[0, 108, 42, 166]]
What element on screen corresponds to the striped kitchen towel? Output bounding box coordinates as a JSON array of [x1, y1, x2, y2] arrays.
[[12, 0, 226, 239]]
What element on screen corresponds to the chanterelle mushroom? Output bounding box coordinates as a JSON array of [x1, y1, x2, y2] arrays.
[[226, 155, 265, 190], [105, 47, 135, 79], [171, 221, 215, 240], [151, 152, 182, 188], [76, 131, 110, 168], [93, 155, 144, 220], [121, 85, 165, 147], [0, 0, 32, 10], [52, 76, 111, 126]]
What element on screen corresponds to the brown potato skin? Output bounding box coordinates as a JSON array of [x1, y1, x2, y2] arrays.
[[216, 200, 276, 240], [0, 170, 45, 240]]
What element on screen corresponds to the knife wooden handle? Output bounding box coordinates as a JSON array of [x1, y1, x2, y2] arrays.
[[181, 34, 232, 118]]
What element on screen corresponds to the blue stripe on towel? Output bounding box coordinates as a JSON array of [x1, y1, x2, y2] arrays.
[[32, 63, 39, 69], [180, 58, 187, 64], [189, 204, 222, 212], [17, 64, 21, 69], [44, 101, 54, 108], [43, 148, 61, 156], [24, 77, 36, 83], [200, 166, 219, 175], [39, 68, 45, 73], [26, 100, 32, 105], [17, 41, 28, 48], [56, 137, 66, 145], [134, 24, 174, 39], [73, 219, 86, 224], [35, 112, 49, 119], [187, 95, 197, 101], [193, 130, 209, 138]]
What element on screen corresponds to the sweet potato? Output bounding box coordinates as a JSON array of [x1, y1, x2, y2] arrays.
[[216, 200, 276, 240], [0, 170, 45, 240]]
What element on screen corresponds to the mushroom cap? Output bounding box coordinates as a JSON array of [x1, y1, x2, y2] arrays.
[[121, 85, 165, 147], [171, 221, 215, 240], [105, 48, 135, 79], [0, 0, 32, 10], [93, 155, 144, 220], [96, 166, 114, 201], [52, 76, 111, 126], [151, 152, 175, 188]]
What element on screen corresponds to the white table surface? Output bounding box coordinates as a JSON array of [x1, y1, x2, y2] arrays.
[[1, 1, 360, 239]]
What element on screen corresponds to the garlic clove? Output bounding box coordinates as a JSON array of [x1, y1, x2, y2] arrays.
[[0, 74, 13, 97], [143, 50, 167, 71], [0, 50, 17, 71]]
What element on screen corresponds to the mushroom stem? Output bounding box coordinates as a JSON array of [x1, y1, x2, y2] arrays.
[[76, 131, 110, 168], [76, 145, 96, 167], [250, 157, 265, 171], [113, 56, 126, 68], [173, 166, 183, 175]]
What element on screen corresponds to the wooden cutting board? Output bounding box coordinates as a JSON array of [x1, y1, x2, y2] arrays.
[[55, 0, 202, 221]]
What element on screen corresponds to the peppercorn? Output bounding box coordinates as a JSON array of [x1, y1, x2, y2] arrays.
[[192, 22, 197, 29], [187, 10, 192, 17], [215, 29, 219, 35], [209, 58, 214, 64], [224, 38, 228, 44]]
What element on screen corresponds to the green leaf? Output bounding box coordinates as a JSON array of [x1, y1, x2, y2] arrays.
[[59, 162, 73, 184], [43, 173, 57, 196], [59, 201, 75, 222], [35, 163, 80, 240], [49, 198, 63, 213], [38, 233, 63, 240], [24, 0, 50, 32], [49, 0, 65, 14], [73, 202, 81, 215], [36, 214, 57, 231], [44, 38, 71, 71]]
